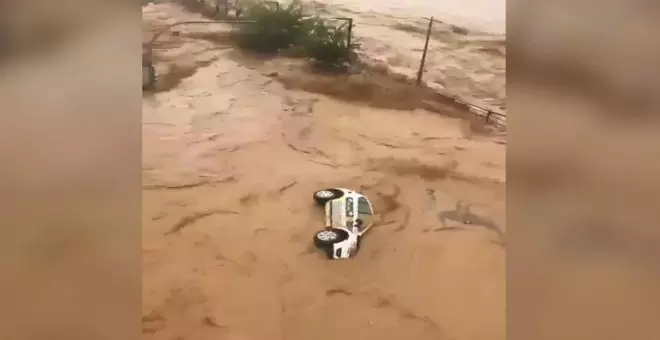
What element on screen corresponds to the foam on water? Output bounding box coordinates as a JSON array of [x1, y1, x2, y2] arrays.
[[309, 0, 505, 34]]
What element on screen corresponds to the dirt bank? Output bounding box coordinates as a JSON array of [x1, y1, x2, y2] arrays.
[[142, 3, 505, 340]]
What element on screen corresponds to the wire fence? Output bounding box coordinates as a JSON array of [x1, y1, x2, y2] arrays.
[[146, 0, 506, 128], [414, 16, 506, 127]]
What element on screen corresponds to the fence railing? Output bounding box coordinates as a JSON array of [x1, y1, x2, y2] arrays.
[[147, 0, 506, 127], [414, 16, 505, 127]]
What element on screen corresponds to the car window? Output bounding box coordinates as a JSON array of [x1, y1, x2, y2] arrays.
[[357, 197, 372, 215]]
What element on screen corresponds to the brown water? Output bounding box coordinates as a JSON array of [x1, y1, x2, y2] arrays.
[[309, 0, 505, 34], [142, 3, 505, 340], [301, 0, 506, 111]]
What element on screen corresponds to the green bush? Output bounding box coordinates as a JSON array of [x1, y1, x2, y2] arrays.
[[235, 1, 306, 53], [301, 18, 359, 71], [234, 0, 359, 70]]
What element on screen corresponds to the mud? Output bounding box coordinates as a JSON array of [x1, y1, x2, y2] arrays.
[[143, 3, 505, 340], [146, 27, 504, 128]]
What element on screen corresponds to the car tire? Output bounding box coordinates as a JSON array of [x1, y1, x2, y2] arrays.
[[313, 188, 343, 206], [313, 229, 348, 258]]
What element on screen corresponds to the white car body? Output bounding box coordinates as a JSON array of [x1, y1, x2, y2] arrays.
[[318, 188, 375, 259]]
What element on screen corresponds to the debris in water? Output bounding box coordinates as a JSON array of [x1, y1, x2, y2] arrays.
[[165, 209, 240, 235]]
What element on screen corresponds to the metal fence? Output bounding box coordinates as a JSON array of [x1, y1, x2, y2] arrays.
[[146, 0, 506, 128], [414, 16, 506, 127]]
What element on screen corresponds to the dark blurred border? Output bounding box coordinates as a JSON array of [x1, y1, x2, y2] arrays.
[[508, 0, 660, 339], [0, 2, 141, 339]]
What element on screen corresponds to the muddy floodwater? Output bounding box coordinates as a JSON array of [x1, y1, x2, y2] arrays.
[[303, 0, 506, 111], [142, 3, 505, 340]]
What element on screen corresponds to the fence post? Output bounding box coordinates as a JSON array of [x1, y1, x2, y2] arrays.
[[416, 17, 433, 86], [346, 18, 353, 48], [334, 18, 354, 52]]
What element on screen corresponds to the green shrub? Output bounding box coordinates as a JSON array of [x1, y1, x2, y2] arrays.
[[233, 0, 360, 71], [301, 18, 358, 71], [235, 0, 306, 53]]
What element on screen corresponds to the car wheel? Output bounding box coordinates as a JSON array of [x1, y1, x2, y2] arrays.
[[313, 188, 342, 205], [313, 228, 348, 253]]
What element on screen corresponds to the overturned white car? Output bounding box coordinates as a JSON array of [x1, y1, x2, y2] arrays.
[[312, 188, 375, 259]]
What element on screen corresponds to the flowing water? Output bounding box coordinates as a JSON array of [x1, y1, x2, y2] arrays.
[[142, 2, 505, 340], [311, 0, 505, 34], [302, 0, 506, 111]]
